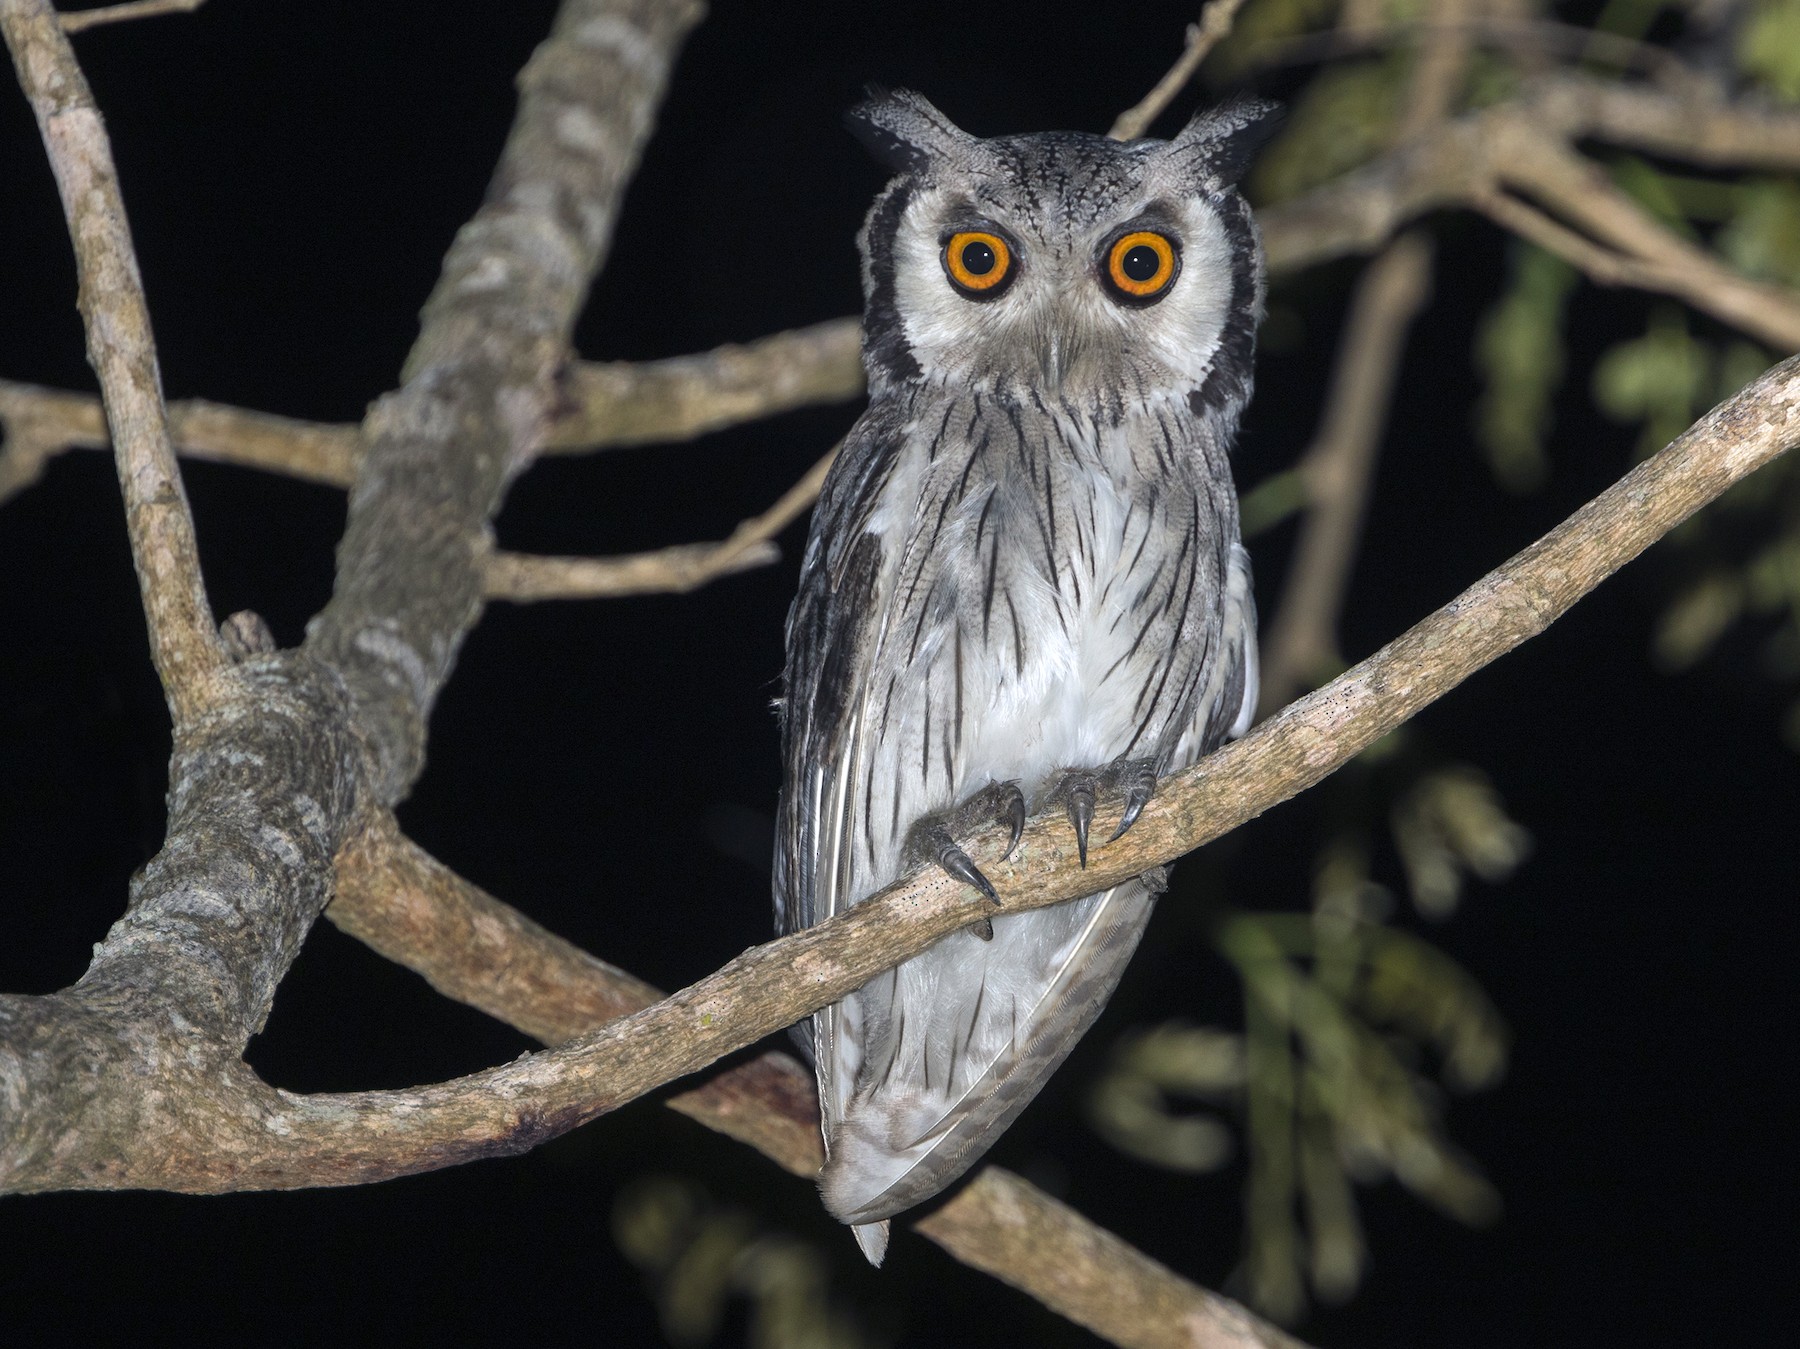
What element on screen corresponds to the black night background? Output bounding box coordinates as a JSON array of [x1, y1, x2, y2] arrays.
[[0, 1, 1793, 1345]]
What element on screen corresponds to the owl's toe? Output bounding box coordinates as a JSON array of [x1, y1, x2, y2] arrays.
[[1052, 770, 1100, 867]]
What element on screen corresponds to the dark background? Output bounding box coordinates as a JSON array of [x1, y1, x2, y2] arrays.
[[1, 1, 1793, 1344]]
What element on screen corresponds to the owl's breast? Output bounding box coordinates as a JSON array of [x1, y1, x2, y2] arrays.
[[852, 393, 1238, 880]]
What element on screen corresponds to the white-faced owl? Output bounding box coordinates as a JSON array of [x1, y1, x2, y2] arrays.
[[776, 90, 1277, 1263]]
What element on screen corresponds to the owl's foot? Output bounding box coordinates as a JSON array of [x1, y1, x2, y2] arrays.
[[1050, 759, 1158, 867], [903, 781, 1026, 939]]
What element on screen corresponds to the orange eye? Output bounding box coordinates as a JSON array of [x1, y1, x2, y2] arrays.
[[1104, 230, 1179, 302], [943, 230, 1014, 297]]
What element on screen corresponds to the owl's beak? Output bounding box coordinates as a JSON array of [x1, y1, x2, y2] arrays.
[[1035, 322, 1088, 389]]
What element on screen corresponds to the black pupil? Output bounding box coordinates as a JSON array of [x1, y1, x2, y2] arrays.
[[1121, 244, 1161, 283], [960, 240, 997, 276]]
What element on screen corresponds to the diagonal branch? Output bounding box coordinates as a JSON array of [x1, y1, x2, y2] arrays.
[[2, 0, 225, 724], [326, 817, 1304, 1349], [9, 354, 1794, 1194], [303, 0, 706, 802]]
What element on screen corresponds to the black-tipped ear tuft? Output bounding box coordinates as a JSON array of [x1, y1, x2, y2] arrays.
[[845, 88, 974, 174], [1169, 96, 1284, 188]]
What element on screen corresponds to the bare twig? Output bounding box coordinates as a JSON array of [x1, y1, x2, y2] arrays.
[[482, 445, 835, 601], [1240, 18, 1688, 83], [58, 0, 203, 33], [1258, 232, 1436, 713], [8, 354, 1795, 1193], [1109, 0, 1253, 141], [2, 0, 225, 724]]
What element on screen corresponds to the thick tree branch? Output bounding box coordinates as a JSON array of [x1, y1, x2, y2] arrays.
[[0, 0, 707, 1205], [2, 0, 225, 724], [301, 0, 705, 802]]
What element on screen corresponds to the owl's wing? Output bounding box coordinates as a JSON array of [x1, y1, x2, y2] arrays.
[[774, 404, 905, 1081]]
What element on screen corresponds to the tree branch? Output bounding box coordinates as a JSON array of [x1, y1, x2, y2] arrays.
[[0, 320, 861, 510], [916, 1169, 1312, 1349], [1257, 73, 1800, 292], [2, 0, 225, 724], [545, 317, 862, 451], [1491, 137, 1800, 350]]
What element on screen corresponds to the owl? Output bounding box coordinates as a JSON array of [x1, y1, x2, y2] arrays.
[[775, 90, 1276, 1264]]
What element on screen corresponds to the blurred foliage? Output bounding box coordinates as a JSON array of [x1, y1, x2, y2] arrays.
[[1741, 0, 1800, 97], [1091, 750, 1526, 1322], [614, 1175, 886, 1349], [1475, 244, 1578, 491], [1251, 55, 1407, 203]]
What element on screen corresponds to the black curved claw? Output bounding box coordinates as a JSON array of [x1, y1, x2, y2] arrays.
[[971, 917, 995, 942], [999, 783, 1026, 860], [938, 840, 1000, 905], [1065, 779, 1096, 868], [1107, 762, 1157, 844]]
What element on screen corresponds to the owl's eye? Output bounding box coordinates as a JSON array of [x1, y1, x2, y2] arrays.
[[1103, 230, 1180, 303], [943, 230, 1015, 298]]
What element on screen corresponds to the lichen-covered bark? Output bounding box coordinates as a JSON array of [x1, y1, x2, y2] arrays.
[[0, 653, 361, 1189], [307, 0, 706, 800]]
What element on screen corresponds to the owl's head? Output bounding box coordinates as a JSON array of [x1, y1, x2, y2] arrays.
[[847, 91, 1279, 419]]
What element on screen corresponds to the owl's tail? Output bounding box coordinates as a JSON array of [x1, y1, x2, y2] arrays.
[[821, 876, 1156, 1240]]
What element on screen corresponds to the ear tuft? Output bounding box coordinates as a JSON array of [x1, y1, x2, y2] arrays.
[[1168, 96, 1284, 188], [845, 89, 974, 174]]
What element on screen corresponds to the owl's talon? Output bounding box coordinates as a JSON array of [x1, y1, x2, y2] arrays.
[[972, 917, 995, 941], [937, 840, 1000, 905], [1107, 761, 1158, 843], [1000, 783, 1026, 860], [1054, 772, 1099, 868]]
